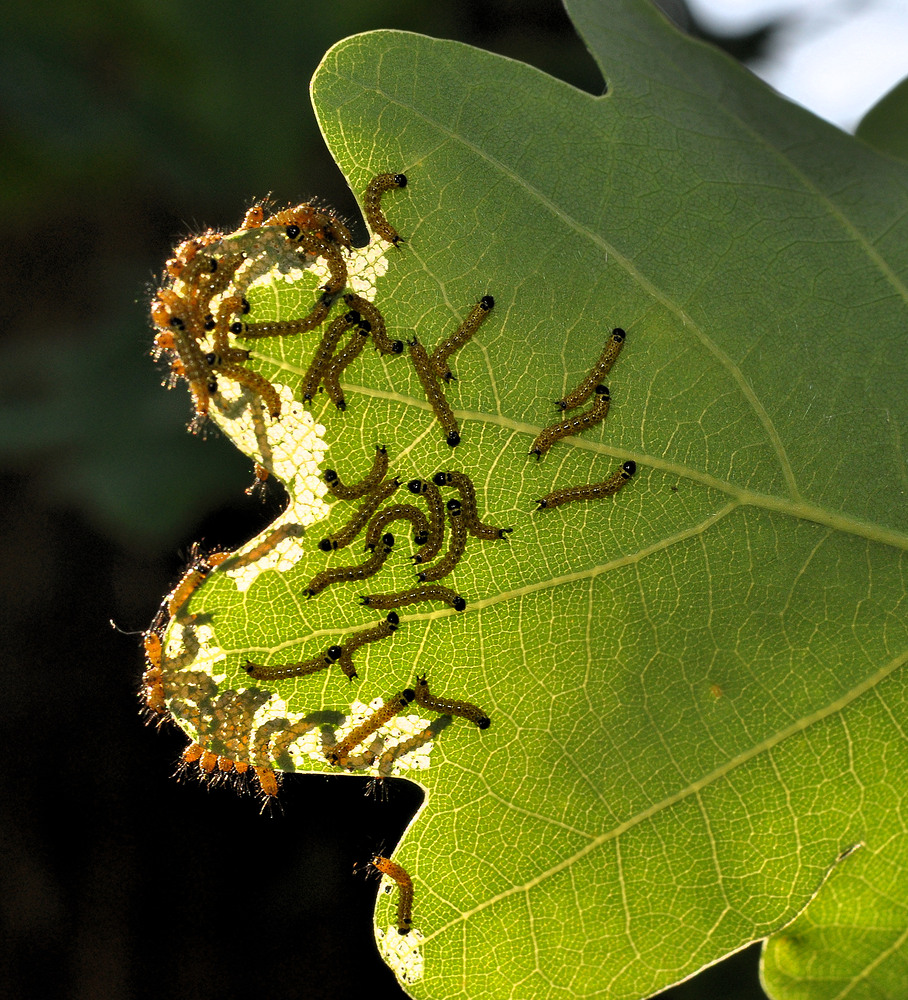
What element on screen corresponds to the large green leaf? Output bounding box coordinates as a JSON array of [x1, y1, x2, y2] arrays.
[[156, 1, 908, 998]]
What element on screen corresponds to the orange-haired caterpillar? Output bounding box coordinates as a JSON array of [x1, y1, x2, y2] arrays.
[[325, 687, 416, 767], [536, 460, 637, 509], [336, 612, 400, 680], [151, 288, 215, 420], [364, 172, 407, 246], [305, 533, 395, 598], [204, 353, 282, 419], [360, 586, 466, 613], [529, 384, 611, 460], [364, 504, 430, 552], [244, 644, 344, 681], [342, 293, 403, 355], [318, 477, 401, 552], [408, 337, 460, 447], [301, 310, 361, 402], [324, 445, 389, 500], [556, 328, 626, 410], [167, 548, 230, 620], [372, 855, 414, 933], [406, 478, 445, 564], [142, 632, 166, 716], [321, 317, 371, 410], [417, 499, 467, 583], [245, 462, 270, 499], [432, 470, 512, 540], [430, 295, 495, 382], [264, 202, 353, 251], [414, 674, 491, 729], [377, 714, 452, 777]]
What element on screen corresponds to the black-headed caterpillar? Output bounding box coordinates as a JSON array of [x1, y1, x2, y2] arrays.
[[306, 533, 395, 598], [406, 478, 445, 564], [360, 586, 466, 612], [243, 644, 344, 681], [371, 855, 414, 934], [336, 612, 400, 681], [301, 310, 361, 402], [364, 504, 431, 552], [417, 499, 467, 583], [555, 328, 626, 410], [414, 674, 491, 729], [432, 470, 512, 540], [408, 337, 460, 447], [319, 477, 401, 552], [529, 384, 610, 460], [364, 172, 408, 246], [343, 293, 403, 355], [323, 445, 389, 500], [536, 460, 637, 509], [325, 688, 416, 767], [430, 295, 494, 382]]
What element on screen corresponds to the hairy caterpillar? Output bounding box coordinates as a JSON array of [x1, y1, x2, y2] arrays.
[[372, 855, 415, 933]]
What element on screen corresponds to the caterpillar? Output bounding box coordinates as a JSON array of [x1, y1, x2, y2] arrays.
[[555, 328, 626, 410], [536, 460, 637, 509], [318, 477, 401, 552], [219, 523, 304, 570], [243, 644, 344, 681], [343, 293, 403, 355], [408, 337, 460, 447], [372, 855, 415, 934], [430, 295, 495, 382], [264, 202, 353, 251], [166, 547, 230, 620], [360, 586, 466, 612], [234, 299, 332, 339], [336, 612, 400, 681], [417, 499, 467, 583], [364, 172, 408, 246], [204, 357, 282, 419], [405, 479, 445, 564], [529, 384, 611, 460], [245, 462, 270, 499], [377, 715, 452, 777], [301, 310, 361, 402], [141, 632, 166, 716], [291, 231, 348, 296], [306, 533, 395, 598], [321, 317, 371, 410], [325, 688, 416, 767], [364, 504, 431, 552], [324, 445, 390, 500], [414, 675, 491, 729], [432, 470, 512, 540]]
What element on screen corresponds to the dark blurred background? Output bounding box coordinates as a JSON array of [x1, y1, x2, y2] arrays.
[[0, 2, 785, 997]]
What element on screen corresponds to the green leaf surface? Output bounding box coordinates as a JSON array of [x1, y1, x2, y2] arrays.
[[158, 2, 908, 997], [856, 74, 908, 162]]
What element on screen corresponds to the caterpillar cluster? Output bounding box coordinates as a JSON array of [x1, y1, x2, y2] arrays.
[[531, 328, 638, 509], [310, 449, 510, 611], [150, 200, 358, 431]]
